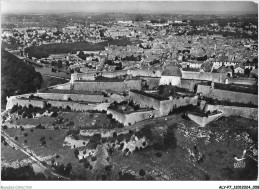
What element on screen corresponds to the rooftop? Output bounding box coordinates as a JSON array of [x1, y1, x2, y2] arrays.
[[162, 65, 182, 77]]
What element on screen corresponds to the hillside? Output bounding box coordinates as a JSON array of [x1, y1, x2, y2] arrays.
[[1, 49, 43, 109]]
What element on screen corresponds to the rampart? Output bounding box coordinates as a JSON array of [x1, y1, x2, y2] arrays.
[[36, 93, 104, 103], [49, 82, 71, 90], [71, 70, 128, 82], [129, 90, 161, 110], [71, 73, 95, 82], [127, 69, 162, 77], [187, 112, 223, 127], [159, 96, 198, 115], [129, 90, 198, 116], [107, 108, 160, 126], [182, 71, 227, 83], [6, 96, 110, 112], [196, 84, 258, 105], [228, 78, 257, 86], [204, 104, 258, 121], [73, 79, 142, 92], [6, 96, 45, 110]]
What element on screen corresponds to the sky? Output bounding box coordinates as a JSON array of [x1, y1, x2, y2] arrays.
[[1, 0, 258, 14]]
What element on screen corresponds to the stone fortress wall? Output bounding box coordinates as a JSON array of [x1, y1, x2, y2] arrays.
[[71, 69, 162, 83], [107, 108, 160, 126], [127, 69, 162, 77], [196, 84, 258, 105], [179, 79, 205, 92], [204, 104, 258, 121], [228, 78, 257, 86], [6, 96, 45, 110], [182, 71, 227, 83], [49, 83, 71, 90], [187, 112, 223, 127], [73, 80, 142, 92], [129, 90, 198, 116], [31, 93, 104, 103], [159, 96, 198, 115], [71, 70, 128, 82], [6, 94, 110, 112]]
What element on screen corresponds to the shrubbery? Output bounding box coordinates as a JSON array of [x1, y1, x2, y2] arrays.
[[51, 111, 58, 117], [139, 169, 146, 176], [74, 149, 79, 158], [2, 125, 8, 130], [36, 124, 46, 129], [1, 136, 6, 143], [155, 152, 162, 158], [53, 162, 72, 176], [1, 165, 47, 180]]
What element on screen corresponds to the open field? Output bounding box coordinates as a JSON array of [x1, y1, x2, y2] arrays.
[[1, 143, 29, 162]]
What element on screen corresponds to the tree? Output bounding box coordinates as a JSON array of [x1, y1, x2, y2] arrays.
[[41, 140, 46, 145], [139, 169, 146, 177], [40, 136, 46, 141], [51, 159, 55, 166], [1, 136, 5, 143], [65, 61, 70, 68], [74, 149, 79, 158], [57, 60, 63, 69], [51, 61, 57, 67], [77, 51, 86, 60], [65, 162, 72, 175], [51, 111, 58, 117]]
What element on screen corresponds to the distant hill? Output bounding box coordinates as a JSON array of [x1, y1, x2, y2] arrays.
[[1, 48, 43, 109]]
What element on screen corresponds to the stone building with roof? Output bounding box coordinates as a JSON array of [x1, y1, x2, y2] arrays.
[[159, 65, 182, 86], [217, 66, 233, 77]]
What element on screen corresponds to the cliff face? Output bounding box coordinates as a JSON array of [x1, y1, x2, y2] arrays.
[[1, 49, 43, 108]]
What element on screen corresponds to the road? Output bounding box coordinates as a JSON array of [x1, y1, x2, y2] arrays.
[[2, 130, 71, 180]]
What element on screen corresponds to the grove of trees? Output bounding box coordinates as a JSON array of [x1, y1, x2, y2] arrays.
[[1, 48, 43, 108], [24, 38, 133, 59]]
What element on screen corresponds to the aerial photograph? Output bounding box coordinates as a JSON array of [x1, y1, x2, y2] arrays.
[[1, 0, 259, 188]]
